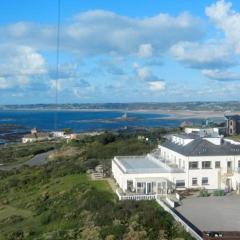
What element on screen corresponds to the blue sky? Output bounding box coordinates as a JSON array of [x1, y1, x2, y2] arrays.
[[0, 0, 240, 104]]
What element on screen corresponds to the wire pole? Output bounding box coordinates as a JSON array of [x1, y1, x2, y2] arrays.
[[54, 0, 61, 133]]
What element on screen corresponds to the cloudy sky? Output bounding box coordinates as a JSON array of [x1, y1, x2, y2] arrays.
[[1, 0, 240, 104]]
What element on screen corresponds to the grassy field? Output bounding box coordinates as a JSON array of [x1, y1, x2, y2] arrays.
[[0, 173, 114, 240]]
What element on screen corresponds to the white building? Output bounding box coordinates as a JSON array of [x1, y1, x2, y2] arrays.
[[112, 132, 240, 200], [22, 128, 51, 143], [184, 127, 220, 136]]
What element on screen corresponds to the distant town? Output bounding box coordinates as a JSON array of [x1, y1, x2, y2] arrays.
[[1, 101, 240, 112]]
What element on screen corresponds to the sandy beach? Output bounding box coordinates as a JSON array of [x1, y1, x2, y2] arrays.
[[126, 109, 239, 120]]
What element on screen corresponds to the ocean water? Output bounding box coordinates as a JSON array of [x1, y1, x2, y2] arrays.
[[0, 110, 201, 143]]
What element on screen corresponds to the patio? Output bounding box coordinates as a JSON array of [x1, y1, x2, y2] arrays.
[[175, 194, 240, 231]]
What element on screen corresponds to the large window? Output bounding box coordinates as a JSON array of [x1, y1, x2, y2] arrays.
[[215, 161, 221, 168], [202, 161, 211, 169], [192, 178, 198, 186], [202, 177, 208, 185], [137, 182, 146, 194], [127, 180, 133, 192], [189, 161, 198, 169], [176, 180, 185, 188]]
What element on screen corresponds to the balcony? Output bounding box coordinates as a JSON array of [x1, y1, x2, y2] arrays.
[[116, 189, 157, 200]]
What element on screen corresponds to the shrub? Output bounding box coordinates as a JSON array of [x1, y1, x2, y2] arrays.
[[40, 211, 53, 225], [213, 189, 225, 196], [199, 189, 210, 197]]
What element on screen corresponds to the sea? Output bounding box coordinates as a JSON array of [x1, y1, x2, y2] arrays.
[[0, 110, 202, 144]]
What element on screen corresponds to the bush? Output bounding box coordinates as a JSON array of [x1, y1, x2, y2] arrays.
[[213, 189, 225, 196], [199, 189, 210, 197], [40, 211, 53, 225]]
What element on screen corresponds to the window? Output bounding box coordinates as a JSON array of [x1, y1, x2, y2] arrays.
[[238, 160, 240, 168], [189, 161, 198, 169], [176, 180, 185, 188], [215, 161, 221, 168], [202, 177, 208, 185], [127, 180, 133, 191], [192, 178, 198, 186], [137, 182, 146, 194], [202, 161, 211, 169]]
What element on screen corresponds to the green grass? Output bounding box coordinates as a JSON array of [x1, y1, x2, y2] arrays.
[[226, 135, 240, 142], [0, 173, 114, 239], [0, 205, 32, 222]]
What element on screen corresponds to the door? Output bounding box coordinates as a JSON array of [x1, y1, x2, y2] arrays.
[[226, 178, 232, 191], [146, 182, 152, 194], [227, 161, 232, 174]]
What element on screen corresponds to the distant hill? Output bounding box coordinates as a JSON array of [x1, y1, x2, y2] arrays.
[[1, 101, 240, 112]]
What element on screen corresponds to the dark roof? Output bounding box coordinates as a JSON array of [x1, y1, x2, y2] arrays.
[[161, 138, 240, 156], [173, 133, 199, 139], [225, 115, 240, 121]]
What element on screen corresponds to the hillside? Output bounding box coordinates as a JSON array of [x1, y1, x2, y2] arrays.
[[0, 131, 194, 240]]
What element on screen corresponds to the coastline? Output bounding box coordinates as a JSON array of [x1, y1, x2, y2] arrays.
[[0, 108, 234, 120]]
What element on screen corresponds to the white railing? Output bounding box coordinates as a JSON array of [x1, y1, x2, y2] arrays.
[[116, 189, 157, 201], [156, 198, 202, 240]]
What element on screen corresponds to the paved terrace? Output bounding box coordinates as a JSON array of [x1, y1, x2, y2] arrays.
[[176, 194, 240, 231]]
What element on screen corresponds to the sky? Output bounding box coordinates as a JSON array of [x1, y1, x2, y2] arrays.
[[1, 0, 240, 104]]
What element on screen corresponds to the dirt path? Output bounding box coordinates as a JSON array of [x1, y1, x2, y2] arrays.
[[0, 150, 54, 171]]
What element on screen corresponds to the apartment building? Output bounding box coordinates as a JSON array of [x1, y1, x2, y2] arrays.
[[112, 132, 240, 200]]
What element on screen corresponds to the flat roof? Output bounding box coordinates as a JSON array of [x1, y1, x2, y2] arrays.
[[114, 155, 184, 174], [173, 133, 199, 139]]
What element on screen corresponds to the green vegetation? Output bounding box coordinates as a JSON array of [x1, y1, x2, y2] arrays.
[[0, 141, 60, 165], [198, 189, 210, 197], [0, 130, 194, 240], [213, 190, 225, 196], [226, 134, 240, 142]]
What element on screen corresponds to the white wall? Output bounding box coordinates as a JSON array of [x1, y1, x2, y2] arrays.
[[112, 143, 240, 192]]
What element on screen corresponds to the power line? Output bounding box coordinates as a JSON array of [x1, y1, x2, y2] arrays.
[[54, 0, 61, 132]]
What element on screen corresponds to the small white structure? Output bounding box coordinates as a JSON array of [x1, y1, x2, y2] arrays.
[[184, 127, 220, 137], [112, 132, 240, 200], [51, 131, 65, 138], [22, 129, 51, 143]]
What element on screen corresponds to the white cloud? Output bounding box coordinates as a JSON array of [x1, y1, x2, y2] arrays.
[[202, 69, 240, 81], [138, 43, 153, 58], [170, 41, 235, 69], [136, 67, 150, 80], [50, 80, 62, 92], [0, 77, 10, 89], [147, 81, 166, 91], [0, 10, 203, 56], [133, 63, 166, 91], [206, 0, 240, 54], [0, 44, 47, 89]]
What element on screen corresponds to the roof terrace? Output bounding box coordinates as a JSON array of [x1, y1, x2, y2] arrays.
[[114, 154, 184, 174]]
